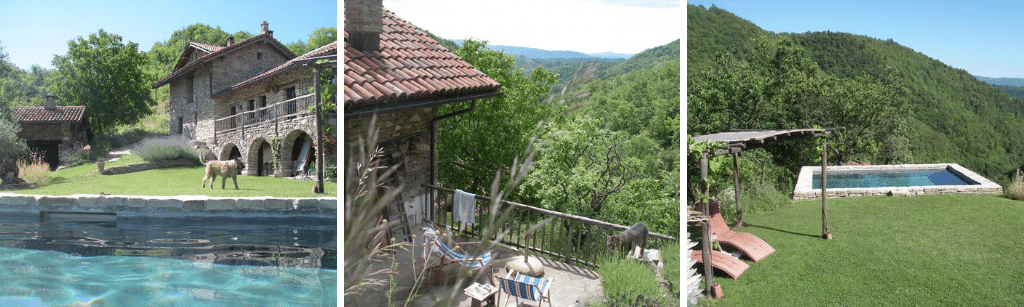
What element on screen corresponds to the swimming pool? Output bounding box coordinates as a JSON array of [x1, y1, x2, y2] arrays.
[[0, 213, 336, 306], [794, 163, 1002, 200]]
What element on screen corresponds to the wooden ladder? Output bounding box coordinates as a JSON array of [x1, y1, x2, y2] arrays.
[[381, 152, 413, 244]]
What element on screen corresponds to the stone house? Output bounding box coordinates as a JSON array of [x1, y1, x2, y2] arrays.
[[345, 0, 502, 226], [15, 94, 92, 170], [153, 22, 337, 177]]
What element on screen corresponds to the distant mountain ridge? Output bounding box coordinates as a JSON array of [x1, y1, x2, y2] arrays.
[[975, 76, 1024, 87], [449, 39, 634, 59]]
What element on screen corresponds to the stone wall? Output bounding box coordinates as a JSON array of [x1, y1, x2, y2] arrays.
[[0, 193, 336, 218], [345, 106, 435, 223], [210, 42, 290, 95], [100, 160, 197, 175]]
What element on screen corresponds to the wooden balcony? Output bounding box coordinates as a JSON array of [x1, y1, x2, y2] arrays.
[[213, 93, 316, 141]]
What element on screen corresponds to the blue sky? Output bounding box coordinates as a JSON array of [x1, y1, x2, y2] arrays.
[[0, 0, 337, 70], [386, 0, 681, 56], [687, 1, 1024, 78]]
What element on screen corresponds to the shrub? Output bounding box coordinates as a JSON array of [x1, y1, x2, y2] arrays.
[[596, 255, 665, 306], [1005, 170, 1024, 201], [133, 135, 200, 164], [17, 151, 51, 186]]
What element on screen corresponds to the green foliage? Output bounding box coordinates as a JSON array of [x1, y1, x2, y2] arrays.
[[51, 29, 155, 135], [437, 39, 557, 194], [287, 26, 338, 55], [0, 115, 27, 161], [523, 116, 667, 229]]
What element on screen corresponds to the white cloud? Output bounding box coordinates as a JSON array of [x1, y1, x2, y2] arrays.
[[384, 0, 679, 54]]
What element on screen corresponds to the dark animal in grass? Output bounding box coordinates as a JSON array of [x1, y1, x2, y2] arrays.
[[202, 157, 245, 189], [607, 222, 648, 257]]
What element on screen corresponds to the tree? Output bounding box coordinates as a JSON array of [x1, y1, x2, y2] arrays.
[[51, 29, 155, 135], [437, 39, 557, 195], [287, 27, 338, 55]]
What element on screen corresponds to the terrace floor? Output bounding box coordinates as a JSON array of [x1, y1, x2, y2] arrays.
[[346, 223, 605, 307]]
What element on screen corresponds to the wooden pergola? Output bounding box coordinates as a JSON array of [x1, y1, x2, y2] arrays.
[[692, 129, 834, 239], [690, 128, 833, 299]]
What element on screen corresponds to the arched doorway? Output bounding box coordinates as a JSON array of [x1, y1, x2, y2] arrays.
[[250, 139, 274, 176], [290, 132, 315, 177]]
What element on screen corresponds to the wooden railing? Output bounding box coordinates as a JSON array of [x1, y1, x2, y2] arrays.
[[214, 93, 316, 138], [423, 184, 676, 267]]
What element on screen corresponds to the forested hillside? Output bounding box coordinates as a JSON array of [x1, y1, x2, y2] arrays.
[[688, 4, 1024, 183], [434, 36, 680, 236]]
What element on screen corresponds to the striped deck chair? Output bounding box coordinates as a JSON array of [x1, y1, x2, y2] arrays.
[[422, 224, 493, 285], [495, 270, 552, 307]]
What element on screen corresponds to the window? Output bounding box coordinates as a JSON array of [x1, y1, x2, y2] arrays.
[[256, 52, 263, 59], [259, 96, 267, 120], [229, 106, 237, 129], [286, 87, 297, 115], [185, 77, 194, 104], [193, 113, 197, 126], [247, 99, 256, 124], [177, 117, 184, 134]]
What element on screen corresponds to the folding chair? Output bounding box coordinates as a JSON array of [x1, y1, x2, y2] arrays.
[[495, 270, 552, 307], [422, 224, 493, 285]]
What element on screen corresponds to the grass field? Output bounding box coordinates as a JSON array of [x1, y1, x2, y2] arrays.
[[8, 153, 336, 198], [701, 194, 1024, 306]]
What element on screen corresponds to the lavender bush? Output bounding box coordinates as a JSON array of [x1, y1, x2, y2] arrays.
[[133, 135, 200, 164]]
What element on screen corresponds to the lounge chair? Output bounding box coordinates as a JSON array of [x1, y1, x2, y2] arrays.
[[690, 250, 749, 279], [422, 224, 493, 285], [707, 201, 775, 262], [495, 270, 552, 307]]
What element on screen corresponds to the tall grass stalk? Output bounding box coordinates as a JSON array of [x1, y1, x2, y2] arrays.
[[17, 151, 51, 186], [1004, 169, 1024, 201]]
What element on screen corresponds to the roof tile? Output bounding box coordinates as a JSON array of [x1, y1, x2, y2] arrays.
[[344, 9, 501, 109], [16, 106, 87, 123]]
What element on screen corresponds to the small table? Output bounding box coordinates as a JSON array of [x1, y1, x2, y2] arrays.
[[464, 282, 498, 307]]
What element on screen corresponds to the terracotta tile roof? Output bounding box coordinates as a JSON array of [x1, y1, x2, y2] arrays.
[[16, 106, 87, 123], [212, 41, 338, 99], [153, 34, 296, 89], [344, 9, 501, 112]]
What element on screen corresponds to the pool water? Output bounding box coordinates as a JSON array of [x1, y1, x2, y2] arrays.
[[812, 169, 974, 189], [0, 214, 336, 306]]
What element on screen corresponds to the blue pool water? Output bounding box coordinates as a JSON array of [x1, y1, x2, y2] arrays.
[[812, 168, 975, 189], [0, 213, 336, 306]]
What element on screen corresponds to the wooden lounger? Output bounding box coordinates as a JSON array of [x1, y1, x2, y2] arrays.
[[690, 250, 749, 279], [707, 201, 776, 262]]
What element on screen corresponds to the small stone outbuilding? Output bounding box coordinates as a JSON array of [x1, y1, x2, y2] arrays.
[[16, 94, 92, 170]]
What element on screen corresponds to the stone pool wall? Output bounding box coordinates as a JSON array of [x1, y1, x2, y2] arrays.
[[0, 193, 336, 218], [793, 163, 1003, 201]]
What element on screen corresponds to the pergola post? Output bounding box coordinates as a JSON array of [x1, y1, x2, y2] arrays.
[[733, 152, 742, 227], [822, 137, 832, 240]]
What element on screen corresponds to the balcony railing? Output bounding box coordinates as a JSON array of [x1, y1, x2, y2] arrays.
[[214, 93, 316, 139], [423, 184, 676, 267]]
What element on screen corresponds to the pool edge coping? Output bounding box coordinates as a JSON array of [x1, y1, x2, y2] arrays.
[[0, 193, 337, 218], [794, 163, 1003, 200]]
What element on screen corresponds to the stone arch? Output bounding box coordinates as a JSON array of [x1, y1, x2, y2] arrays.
[[280, 129, 315, 177], [247, 137, 276, 176], [219, 143, 243, 161]]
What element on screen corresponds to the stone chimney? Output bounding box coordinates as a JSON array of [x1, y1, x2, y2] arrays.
[[261, 21, 273, 36], [345, 0, 382, 52], [44, 94, 56, 110], [226, 36, 235, 46]]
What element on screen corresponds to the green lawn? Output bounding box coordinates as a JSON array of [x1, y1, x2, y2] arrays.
[[703, 194, 1024, 306], [8, 154, 336, 198]]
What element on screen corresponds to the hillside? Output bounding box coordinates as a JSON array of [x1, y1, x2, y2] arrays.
[[687, 4, 1024, 180]]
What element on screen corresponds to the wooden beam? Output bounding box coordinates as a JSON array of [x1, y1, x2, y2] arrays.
[[822, 137, 832, 240]]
